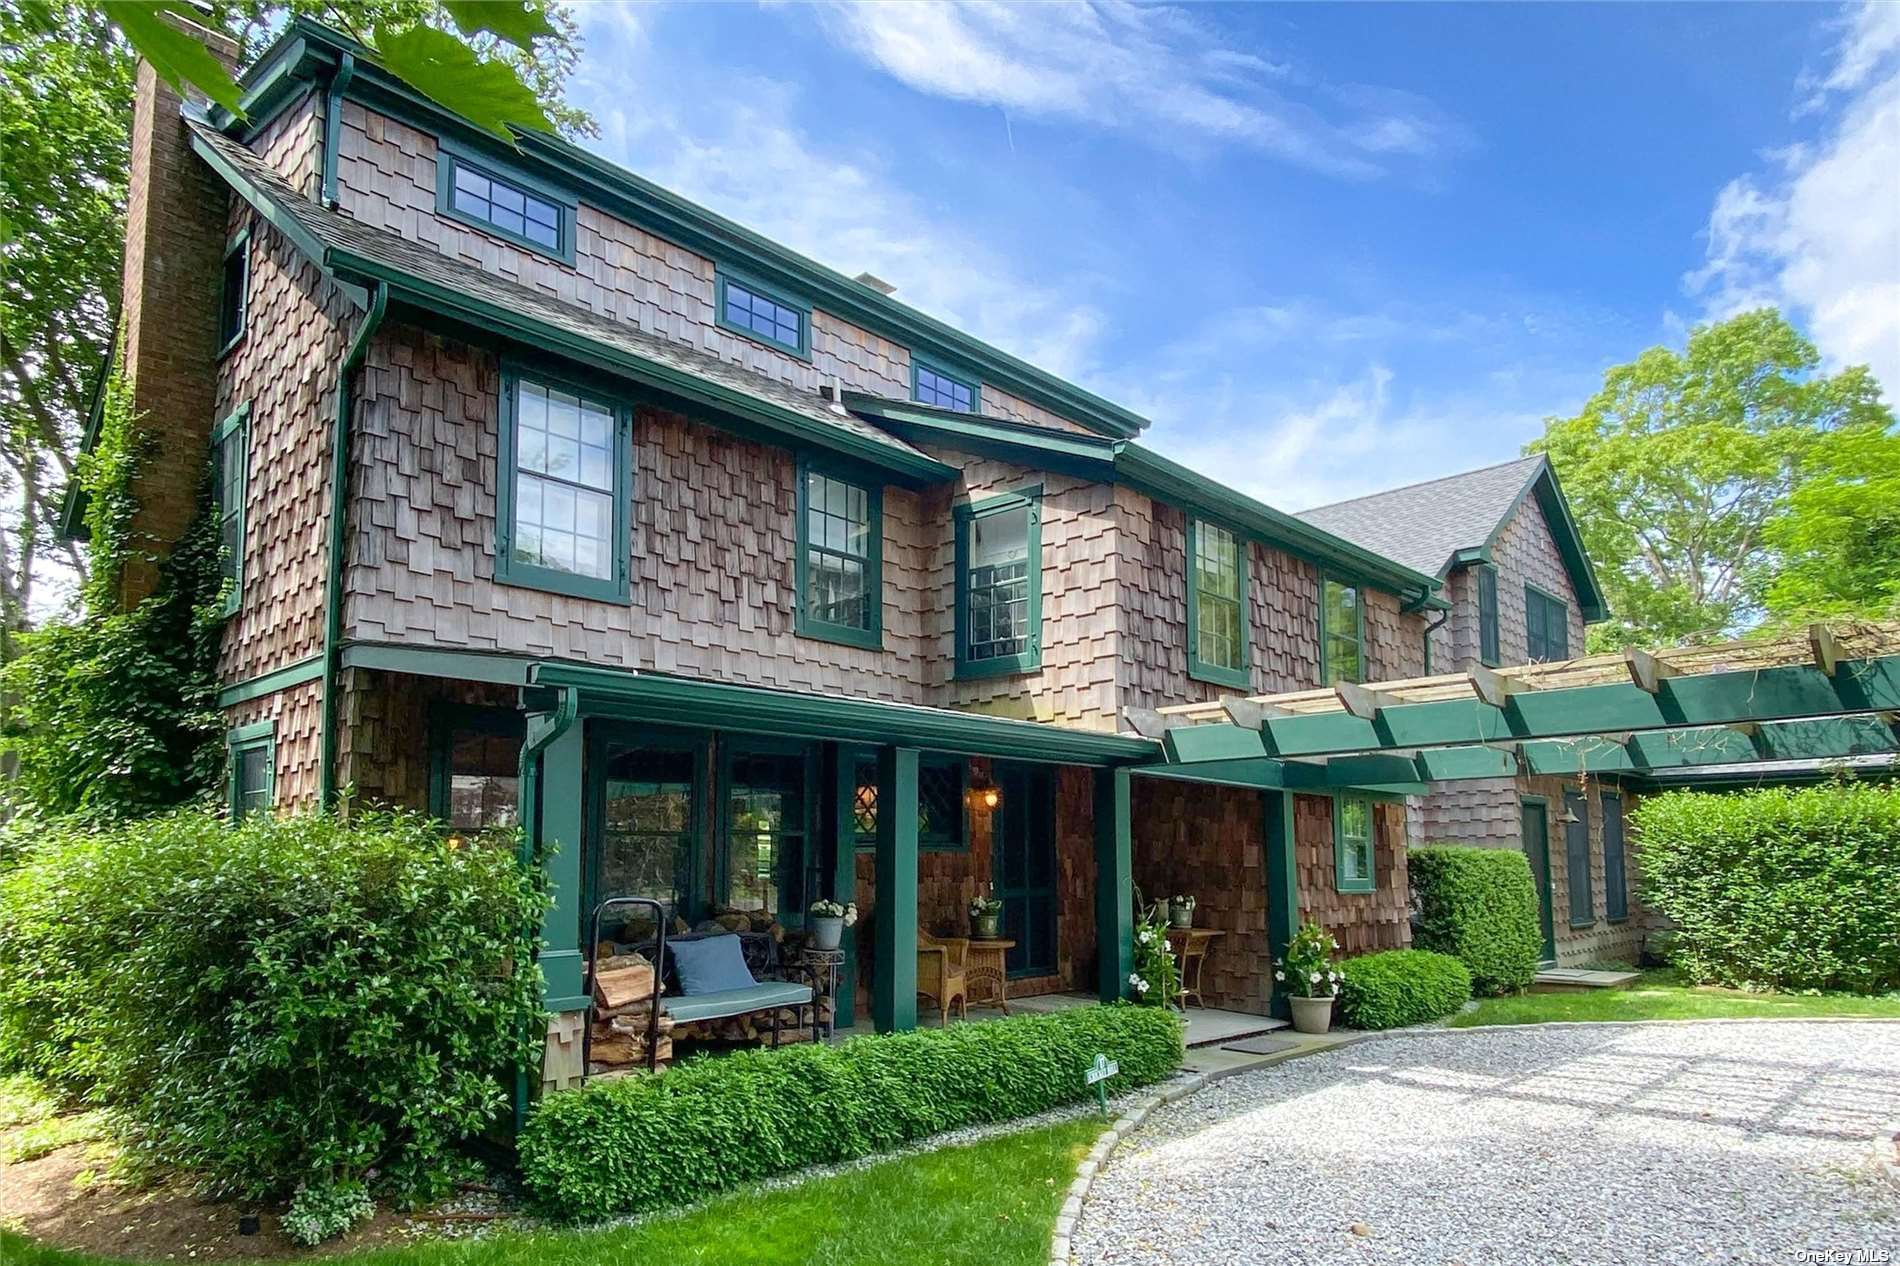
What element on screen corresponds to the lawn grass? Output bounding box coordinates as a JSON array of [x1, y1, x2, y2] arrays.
[[1450, 968, 1900, 1027], [0, 1116, 1104, 1266]]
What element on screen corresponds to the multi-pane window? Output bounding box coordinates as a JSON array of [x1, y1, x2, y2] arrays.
[[853, 754, 967, 852], [1476, 564, 1500, 666], [1189, 519, 1247, 686], [957, 489, 1041, 676], [1321, 577, 1364, 685], [1334, 794, 1374, 893], [914, 361, 977, 413], [218, 229, 249, 354], [724, 749, 809, 915], [599, 744, 698, 920], [718, 275, 807, 355], [228, 724, 273, 822], [449, 161, 562, 252], [1525, 585, 1570, 663], [211, 405, 248, 616], [798, 466, 880, 645], [499, 372, 627, 600]]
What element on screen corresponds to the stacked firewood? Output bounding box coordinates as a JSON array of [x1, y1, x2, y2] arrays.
[[588, 952, 674, 1072]]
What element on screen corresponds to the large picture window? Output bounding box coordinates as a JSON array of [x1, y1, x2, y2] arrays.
[[1525, 584, 1570, 663], [598, 743, 699, 922], [1188, 517, 1248, 689], [1334, 794, 1375, 893], [211, 403, 250, 617], [797, 462, 882, 648], [1321, 576, 1364, 685], [955, 487, 1042, 678], [496, 368, 630, 602], [723, 747, 812, 915]]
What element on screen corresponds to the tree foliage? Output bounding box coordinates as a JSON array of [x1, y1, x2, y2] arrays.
[[1530, 309, 1894, 649]]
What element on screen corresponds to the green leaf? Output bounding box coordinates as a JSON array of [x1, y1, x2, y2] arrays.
[[101, 0, 245, 117], [440, 0, 559, 52], [370, 22, 553, 141]]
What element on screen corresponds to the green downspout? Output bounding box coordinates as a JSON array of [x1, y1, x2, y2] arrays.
[[320, 53, 354, 208], [317, 282, 386, 808], [513, 684, 580, 1129]]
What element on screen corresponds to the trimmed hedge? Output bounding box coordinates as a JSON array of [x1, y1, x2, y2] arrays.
[[520, 1003, 1185, 1221], [1409, 845, 1543, 995], [1337, 950, 1471, 1030], [1636, 784, 1900, 993], [0, 809, 545, 1213]]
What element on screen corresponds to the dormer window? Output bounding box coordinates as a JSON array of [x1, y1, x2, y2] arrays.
[[436, 142, 576, 263], [913, 357, 979, 413], [717, 272, 810, 358]]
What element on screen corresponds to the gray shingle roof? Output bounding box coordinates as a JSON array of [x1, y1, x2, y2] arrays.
[[185, 118, 930, 465], [1295, 455, 1547, 580]]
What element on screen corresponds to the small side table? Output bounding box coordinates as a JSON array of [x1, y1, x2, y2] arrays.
[[1166, 927, 1225, 1009], [966, 938, 1017, 1013], [797, 947, 846, 1040]]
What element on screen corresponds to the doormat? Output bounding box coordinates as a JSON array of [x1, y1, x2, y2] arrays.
[[1222, 1035, 1299, 1055]]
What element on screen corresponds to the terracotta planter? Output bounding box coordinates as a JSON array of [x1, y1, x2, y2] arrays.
[[810, 916, 844, 951], [973, 913, 1001, 939], [1289, 994, 1335, 1035]]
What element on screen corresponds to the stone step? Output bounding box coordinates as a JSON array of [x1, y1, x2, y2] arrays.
[[1531, 967, 1640, 992]]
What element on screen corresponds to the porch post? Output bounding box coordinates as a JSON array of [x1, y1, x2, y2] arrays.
[[1263, 789, 1298, 1021], [1093, 766, 1133, 1003], [825, 744, 858, 1030], [538, 722, 588, 1012], [873, 746, 919, 1033]]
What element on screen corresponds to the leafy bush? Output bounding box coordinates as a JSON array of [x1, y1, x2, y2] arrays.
[[283, 1180, 375, 1248], [1337, 950, 1472, 1030], [1636, 783, 1900, 993], [520, 1003, 1184, 1221], [0, 809, 546, 1217], [1130, 901, 1177, 1005], [1409, 845, 1543, 995]]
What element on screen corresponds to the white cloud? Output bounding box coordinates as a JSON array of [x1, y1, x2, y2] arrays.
[[1689, 1, 1900, 399], [809, 0, 1467, 179]]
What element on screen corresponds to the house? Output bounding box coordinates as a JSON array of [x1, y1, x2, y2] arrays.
[[1298, 456, 1642, 967]]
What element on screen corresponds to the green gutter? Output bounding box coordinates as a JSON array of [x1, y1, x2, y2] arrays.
[[320, 52, 354, 208], [317, 282, 388, 807]]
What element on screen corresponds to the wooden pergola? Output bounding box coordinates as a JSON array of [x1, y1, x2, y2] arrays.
[[1128, 620, 1900, 791]]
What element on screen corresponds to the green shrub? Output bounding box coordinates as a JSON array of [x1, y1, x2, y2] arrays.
[[520, 1003, 1184, 1222], [1409, 845, 1543, 995], [283, 1180, 375, 1248], [1337, 950, 1471, 1029], [0, 809, 546, 1213], [1636, 783, 1900, 993]]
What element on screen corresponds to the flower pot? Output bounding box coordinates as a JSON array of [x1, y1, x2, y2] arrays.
[[1170, 903, 1194, 929], [810, 915, 844, 951], [1289, 994, 1334, 1035], [973, 913, 1001, 939]]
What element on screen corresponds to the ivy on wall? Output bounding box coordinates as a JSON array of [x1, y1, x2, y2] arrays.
[[0, 352, 225, 820]]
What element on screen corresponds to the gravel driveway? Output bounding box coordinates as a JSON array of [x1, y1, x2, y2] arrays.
[[1074, 1021, 1900, 1265]]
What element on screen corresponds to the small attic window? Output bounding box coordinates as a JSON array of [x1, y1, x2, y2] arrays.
[[435, 141, 577, 264], [913, 358, 978, 413], [717, 271, 810, 358], [217, 228, 250, 357]]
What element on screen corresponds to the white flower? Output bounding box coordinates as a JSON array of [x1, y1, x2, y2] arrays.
[[1274, 971, 1285, 982], [1137, 929, 1152, 944], [1308, 971, 1321, 984]]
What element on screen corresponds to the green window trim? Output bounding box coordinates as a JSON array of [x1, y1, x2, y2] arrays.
[[1187, 516, 1250, 690], [1333, 793, 1375, 894], [494, 362, 633, 604], [211, 402, 251, 618], [954, 485, 1043, 680], [715, 268, 812, 360], [226, 719, 275, 821], [1319, 575, 1365, 686], [217, 226, 251, 358], [912, 354, 981, 414], [426, 702, 527, 825], [1525, 582, 1570, 663], [853, 752, 969, 853], [434, 137, 579, 265], [795, 457, 883, 650], [1476, 563, 1500, 667]]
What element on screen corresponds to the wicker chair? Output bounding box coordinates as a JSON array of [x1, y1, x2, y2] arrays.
[[916, 933, 970, 1027]]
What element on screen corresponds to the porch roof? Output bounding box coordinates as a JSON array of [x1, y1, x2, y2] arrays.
[[1130, 620, 1900, 790]]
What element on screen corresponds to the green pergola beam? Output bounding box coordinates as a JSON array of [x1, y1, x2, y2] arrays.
[[1519, 715, 1900, 778], [1174, 655, 1900, 762]]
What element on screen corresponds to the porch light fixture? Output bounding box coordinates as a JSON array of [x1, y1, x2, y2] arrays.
[[969, 779, 1000, 810]]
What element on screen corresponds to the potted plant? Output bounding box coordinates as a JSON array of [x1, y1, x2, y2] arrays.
[[1170, 893, 1196, 928], [1276, 921, 1342, 1034], [1128, 900, 1178, 1006], [807, 898, 857, 951], [969, 889, 1004, 939]]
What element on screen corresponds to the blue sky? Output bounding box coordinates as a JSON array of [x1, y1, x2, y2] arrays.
[[564, 2, 1899, 511]]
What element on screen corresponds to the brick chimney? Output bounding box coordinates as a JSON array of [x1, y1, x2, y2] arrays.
[[114, 16, 241, 607]]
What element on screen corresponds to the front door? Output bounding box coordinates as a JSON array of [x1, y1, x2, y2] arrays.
[[1521, 799, 1557, 963], [993, 763, 1056, 978]]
